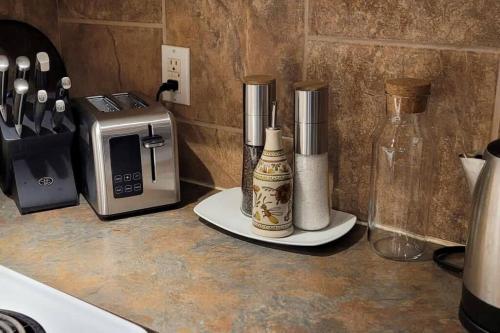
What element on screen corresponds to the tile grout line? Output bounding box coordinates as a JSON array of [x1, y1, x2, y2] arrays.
[[309, 34, 500, 54], [162, 0, 167, 44], [491, 58, 500, 141], [58, 17, 163, 29], [175, 117, 295, 141], [301, 0, 310, 80], [176, 117, 243, 134], [355, 222, 463, 246]]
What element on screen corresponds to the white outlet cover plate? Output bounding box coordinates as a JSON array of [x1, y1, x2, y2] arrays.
[[161, 45, 190, 105]]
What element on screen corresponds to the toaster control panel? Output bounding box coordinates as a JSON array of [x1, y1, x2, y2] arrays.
[[110, 135, 143, 198]]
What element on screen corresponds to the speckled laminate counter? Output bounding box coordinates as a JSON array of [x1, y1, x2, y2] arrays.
[[0, 183, 464, 332]]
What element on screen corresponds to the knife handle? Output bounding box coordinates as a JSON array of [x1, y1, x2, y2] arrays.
[[34, 52, 50, 92], [12, 78, 29, 137], [15, 56, 30, 81], [56, 77, 71, 101], [52, 99, 65, 131], [34, 90, 48, 135], [0, 55, 9, 122]]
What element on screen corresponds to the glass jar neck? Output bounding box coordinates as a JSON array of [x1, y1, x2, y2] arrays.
[[385, 94, 428, 123]]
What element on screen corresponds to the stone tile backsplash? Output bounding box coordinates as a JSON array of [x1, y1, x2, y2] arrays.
[[3, 1, 500, 243], [309, 0, 500, 48], [58, 0, 163, 23], [59, 23, 162, 97], [177, 122, 242, 189], [165, 0, 304, 136], [305, 41, 498, 243]]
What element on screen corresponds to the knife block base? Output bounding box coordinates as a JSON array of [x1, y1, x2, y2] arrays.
[[0, 105, 79, 214]]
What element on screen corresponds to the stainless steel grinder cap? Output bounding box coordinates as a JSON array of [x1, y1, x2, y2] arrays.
[[294, 80, 329, 155], [243, 75, 276, 146]]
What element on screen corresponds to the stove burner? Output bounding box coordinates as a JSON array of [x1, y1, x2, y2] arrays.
[[0, 311, 45, 333]]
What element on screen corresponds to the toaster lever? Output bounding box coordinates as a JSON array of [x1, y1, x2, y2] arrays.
[[142, 135, 165, 149]]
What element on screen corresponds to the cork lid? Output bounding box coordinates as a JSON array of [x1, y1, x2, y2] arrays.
[[294, 80, 328, 91], [385, 78, 431, 97], [243, 75, 275, 85]]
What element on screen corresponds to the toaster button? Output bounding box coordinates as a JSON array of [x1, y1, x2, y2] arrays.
[[115, 186, 124, 194], [125, 185, 133, 193], [133, 172, 141, 181], [124, 174, 132, 182], [114, 175, 123, 183], [133, 183, 142, 192]]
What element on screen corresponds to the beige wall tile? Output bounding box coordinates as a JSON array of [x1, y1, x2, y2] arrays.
[[245, 1, 305, 136], [0, 0, 61, 49], [306, 41, 498, 242], [165, 0, 304, 135], [60, 23, 162, 98], [58, 0, 163, 23], [310, 0, 500, 48], [163, 0, 246, 127], [177, 122, 242, 188]]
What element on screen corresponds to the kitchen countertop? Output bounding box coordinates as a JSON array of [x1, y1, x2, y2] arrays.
[[0, 182, 464, 332]]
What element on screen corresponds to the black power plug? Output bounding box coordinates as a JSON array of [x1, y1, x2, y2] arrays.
[[156, 80, 179, 101]]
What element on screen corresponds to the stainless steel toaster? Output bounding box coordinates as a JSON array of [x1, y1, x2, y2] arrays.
[[72, 92, 180, 218]]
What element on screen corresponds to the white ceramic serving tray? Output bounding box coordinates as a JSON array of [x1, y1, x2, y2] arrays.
[[194, 187, 357, 246]]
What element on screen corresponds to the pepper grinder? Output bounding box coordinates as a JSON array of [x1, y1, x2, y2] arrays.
[[252, 102, 294, 238], [293, 81, 330, 230], [241, 75, 276, 217]]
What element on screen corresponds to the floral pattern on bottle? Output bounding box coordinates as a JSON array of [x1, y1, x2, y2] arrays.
[[252, 128, 293, 238]]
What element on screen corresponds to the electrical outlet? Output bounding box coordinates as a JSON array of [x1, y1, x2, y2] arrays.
[[161, 45, 190, 105]]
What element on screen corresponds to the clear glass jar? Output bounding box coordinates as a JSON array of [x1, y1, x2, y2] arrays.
[[368, 78, 434, 261]]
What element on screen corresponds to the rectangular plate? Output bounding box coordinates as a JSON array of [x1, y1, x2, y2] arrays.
[[194, 187, 357, 247]]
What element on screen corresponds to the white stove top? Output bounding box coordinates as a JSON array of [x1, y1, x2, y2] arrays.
[[0, 265, 147, 333]]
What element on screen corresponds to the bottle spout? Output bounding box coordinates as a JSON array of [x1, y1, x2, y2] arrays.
[[460, 153, 486, 196]]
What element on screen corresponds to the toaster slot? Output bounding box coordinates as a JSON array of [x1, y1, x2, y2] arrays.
[[111, 93, 148, 109], [86, 96, 121, 113]]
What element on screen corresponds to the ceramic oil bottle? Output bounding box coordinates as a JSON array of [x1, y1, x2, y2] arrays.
[[293, 81, 330, 230], [252, 102, 293, 238], [241, 75, 276, 217]]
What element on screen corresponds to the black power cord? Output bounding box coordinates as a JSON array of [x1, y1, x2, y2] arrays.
[[156, 79, 179, 101]]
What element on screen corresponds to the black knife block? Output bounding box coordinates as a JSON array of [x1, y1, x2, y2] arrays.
[[0, 99, 79, 214]]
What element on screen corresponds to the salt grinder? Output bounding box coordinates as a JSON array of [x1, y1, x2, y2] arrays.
[[293, 81, 330, 230], [241, 75, 276, 217]]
